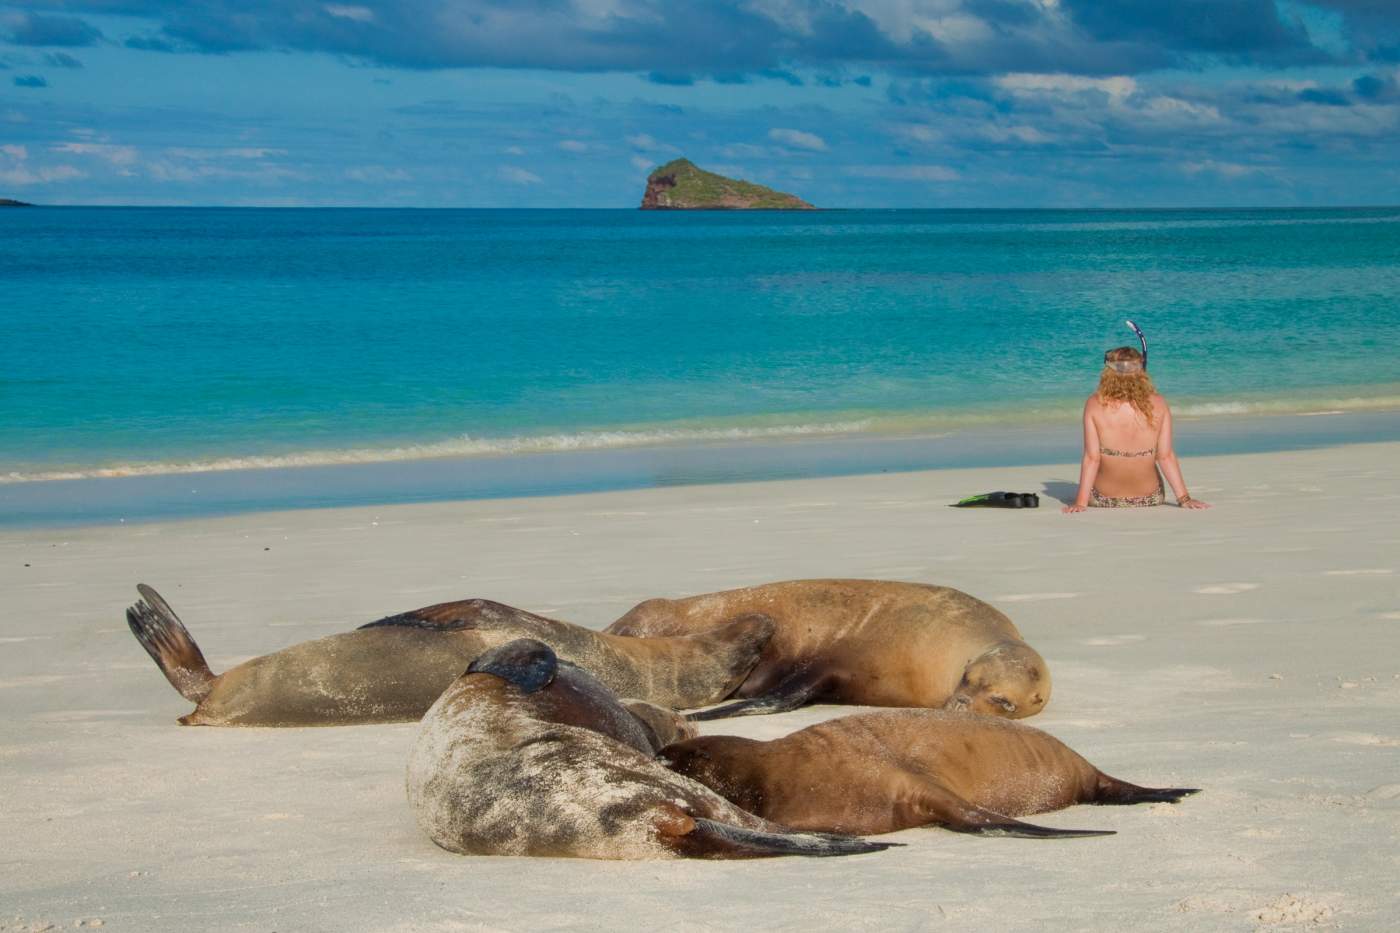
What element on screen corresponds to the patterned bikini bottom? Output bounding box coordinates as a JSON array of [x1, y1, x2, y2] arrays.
[[1089, 485, 1166, 508]]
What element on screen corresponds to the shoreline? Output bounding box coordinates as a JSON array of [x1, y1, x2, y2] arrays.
[[3, 441, 1397, 929], [4, 407, 1399, 529]]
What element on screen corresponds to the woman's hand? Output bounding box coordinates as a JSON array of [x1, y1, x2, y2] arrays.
[[1062, 504, 1088, 514], [1180, 498, 1211, 510]]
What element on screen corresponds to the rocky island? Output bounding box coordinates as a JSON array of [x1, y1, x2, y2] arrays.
[[640, 158, 814, 210], [0, 198, 34, 207]]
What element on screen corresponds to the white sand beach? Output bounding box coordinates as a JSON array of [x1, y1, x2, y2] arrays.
[[3, 441, 1398, 931]]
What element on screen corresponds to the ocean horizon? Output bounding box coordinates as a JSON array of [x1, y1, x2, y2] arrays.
[[5, 205, 1399, 523]]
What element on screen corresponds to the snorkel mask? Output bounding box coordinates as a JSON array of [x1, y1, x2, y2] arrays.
[[1105, 320, 1148, 374]]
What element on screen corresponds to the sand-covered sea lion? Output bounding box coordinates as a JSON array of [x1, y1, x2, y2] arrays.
[[125, 584, 773, 726], [663, 709, 1198, 838], [406, 639, 896, 859], [605, 579, 1050, 720]]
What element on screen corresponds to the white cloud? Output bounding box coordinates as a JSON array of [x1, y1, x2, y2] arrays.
[[344, 165, 410, 182], [893, 123, 942, 144], [980, 124, 1053, 144], [718, 143, 772, 159], [504, 145, 526, 156], [997, 73, 1137, 103], [845, 164, 960, 182], [557, 139, 589, 152], [630, 155, 654, 172], [1182, 160, 1258, 179], [52, 142, 138, 165], [499, 165, 542, 185], [626, 133, 679, 153], [145, 160, 303, 183], [909, 13, 992, 44], [1, 141, 82, 186], [1142, 96, 1222, 123], [0, 163, 83, 186], [323, 4, 374, 22], [768, 128, 827, 151], [165, 147, 285, 160]]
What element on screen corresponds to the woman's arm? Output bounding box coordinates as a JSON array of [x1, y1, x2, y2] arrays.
[[1063, 400, 1101, 514], [1155, 401, 1210, 509]]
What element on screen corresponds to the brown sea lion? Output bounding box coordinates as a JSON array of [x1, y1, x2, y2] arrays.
[[406, 639, 897, 859], [125, 584, 772, 726], [662, 709, 1198, 838], [620, 698, 698, 750], [605, 579, 1050, 720]]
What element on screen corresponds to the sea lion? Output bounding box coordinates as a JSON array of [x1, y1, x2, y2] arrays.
[[605, 579, 1050, 720], [125, 584, 772, 726], [662, 709, 1198, 838], [620, 698, 698, 750], [406, 639, 896, 859]]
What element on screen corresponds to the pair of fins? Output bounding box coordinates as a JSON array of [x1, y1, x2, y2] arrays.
[[952, 491, 1040, 509]]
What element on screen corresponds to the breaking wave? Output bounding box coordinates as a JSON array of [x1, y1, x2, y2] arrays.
[[4, 390, 1398, 484]]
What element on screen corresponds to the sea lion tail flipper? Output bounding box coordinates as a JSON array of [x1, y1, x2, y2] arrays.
[[125, 584, 216, 703], [686, 668, 829, 721], [685, 819, 898, 858], [917, 780, 1114, 839], [654, 805, 896, 859], [963, 818, 1115, 839], [1094, 774, 1201, 806]]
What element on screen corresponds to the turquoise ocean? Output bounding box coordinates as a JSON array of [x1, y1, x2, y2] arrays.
[[3, 207, 1399, 524]]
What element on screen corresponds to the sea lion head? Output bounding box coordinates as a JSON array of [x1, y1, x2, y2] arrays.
[[466, 637, 558, 693], [659, 735, 765, 814], [943, 642, 1051, 719], [621, 698, 698, 750], [464, 638, 673, 754]]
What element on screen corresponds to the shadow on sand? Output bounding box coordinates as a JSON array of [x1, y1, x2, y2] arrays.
[[1040, 481, 1079, 505]]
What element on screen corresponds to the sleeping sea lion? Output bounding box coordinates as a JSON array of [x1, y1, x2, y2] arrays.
[[620, 698, 698, 750], [605, 579, 1050, 720], [125, 584, 772, 726], [406, 639, 897, 859], [662, 709, 1198, 838]]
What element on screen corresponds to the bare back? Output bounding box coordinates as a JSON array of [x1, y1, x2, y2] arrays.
[[1086, 393, 1165, 497]]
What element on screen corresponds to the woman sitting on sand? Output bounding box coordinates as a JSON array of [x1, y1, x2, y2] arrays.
[[1063, 344, 1210, 513]]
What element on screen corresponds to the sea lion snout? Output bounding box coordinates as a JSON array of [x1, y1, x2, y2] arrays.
[[940, 690, 1016, 715]]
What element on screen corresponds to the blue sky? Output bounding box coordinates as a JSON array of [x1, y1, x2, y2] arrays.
[[2, 1, 1399, 207]]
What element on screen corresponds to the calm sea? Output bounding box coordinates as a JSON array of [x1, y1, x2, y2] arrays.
[[4, 207, 1399, 522]]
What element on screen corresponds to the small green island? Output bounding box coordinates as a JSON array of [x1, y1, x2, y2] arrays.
[[640, 158, 814, 210], [0, 198, 34, 207]]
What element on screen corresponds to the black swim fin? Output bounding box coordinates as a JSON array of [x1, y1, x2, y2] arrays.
[[950, 492, 1039, 509]]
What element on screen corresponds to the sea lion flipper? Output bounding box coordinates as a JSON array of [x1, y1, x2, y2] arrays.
[[653, 804, 895, 859], [686, 667, 830, 721], [126, 584, 216, 704], [359, 604, 482, 631], [1093, 774, 1201, 806], [913, 779, 1114, 839], [466, 639, 557, 694]]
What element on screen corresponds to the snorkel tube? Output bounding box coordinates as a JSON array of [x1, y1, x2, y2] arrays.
[[1125, 319, 1148, 369]]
